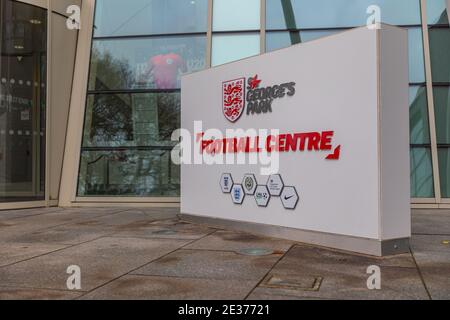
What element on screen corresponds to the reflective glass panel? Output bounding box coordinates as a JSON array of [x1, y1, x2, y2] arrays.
[[266, 28, 425, 83], [78, 92, 180, 197], [82, 93, 180, 148], [429, 28, 450, 83], [213, 0, 261, 31], [266, 0, 421, 30], [212, 33, 260, 66], [94, 0, 208, 37], [438, 147, 450, 198], [410, 85, 430, 144], [88, 36, 206, 91], [266, 29, 341, 51], [0, 0, 47, 202], [410, 147, 435, 198], [408, 27, 425, 83], [78, 149, 180, 197], [433, 86, 450, 144], [427, 0, 449, 26]]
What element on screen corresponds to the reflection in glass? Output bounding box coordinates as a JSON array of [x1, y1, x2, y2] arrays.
[[438, 148, 450, 198], [427, 0, 449, 26], [429, 28, 450, 83], [409, 86, 430, 144], [82, 93, 180, 148], [266, 29, 340, 51], [433, 86, 450, 144], [212, 33, 260, 66], [266, 28, 424, 83], [213, 0, 261, 31], [78, 149, 179, 197], [0, 0, 47, 202], [94, 0, 208, 37], [79, 93, 180, 197], [408, 28, 425, 83], [89, 36, 206, 91], [266, 0, 421, 30], [410, 147, 435, 198]]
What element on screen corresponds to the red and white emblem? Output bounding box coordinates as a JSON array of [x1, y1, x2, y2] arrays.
[[222, 78, 245, 122]]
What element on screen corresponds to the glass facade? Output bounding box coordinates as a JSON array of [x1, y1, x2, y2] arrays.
[[77, 0, 207, 197], [427, 0, 450, 198], [264, 0, 434, 198], [211, 0, 261, 66], [89, 36, 206, 91], [78, 0, 450, 201], [0, 0, 47, 202]]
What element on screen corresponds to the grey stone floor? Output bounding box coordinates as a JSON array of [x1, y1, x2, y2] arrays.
[[0, 207, 449, 300]]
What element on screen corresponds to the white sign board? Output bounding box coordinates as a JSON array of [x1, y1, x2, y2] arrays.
[[180, 25, 411, 256]]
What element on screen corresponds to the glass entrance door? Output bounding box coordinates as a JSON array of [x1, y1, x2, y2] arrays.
[[0, 0, 47, 203]]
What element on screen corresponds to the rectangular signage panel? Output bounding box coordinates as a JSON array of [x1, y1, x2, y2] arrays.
[[180, 25, 410, 256]]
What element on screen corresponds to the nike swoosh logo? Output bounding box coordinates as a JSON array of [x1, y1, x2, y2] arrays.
[[284, 195, 294, 200]]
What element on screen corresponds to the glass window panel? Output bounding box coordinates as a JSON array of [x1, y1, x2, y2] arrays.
[[266, 29, 341, 51], [212, 33, 260, 66], [433, 86, 450, 144], [213, 0, 261, 31], [427, 0, 449, 26], [0, 0, 47, 202], [429, 28, 450, 83], [77, 149, 180, 197], [266, 0, 422, 30], [410, 147, 435, 198], [410, 85, 430, 144], [79, 92, 180, 197], [266, 28, 424, 83], [408, 27, 425, 83], [82, 93, 180, 148], [93, 0, 208, 37], [438, 147, 450, 198], [88, 36, 206, 91]]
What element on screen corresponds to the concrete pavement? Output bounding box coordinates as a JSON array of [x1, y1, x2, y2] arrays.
[[0, 207, 448, 300]]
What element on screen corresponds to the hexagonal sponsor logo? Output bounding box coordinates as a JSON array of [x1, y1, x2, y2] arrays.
[[267, 174, 284, 196], [242, 174, 257, 195], [220, 173, 234, 193], [254, 185, 270, 207], [231, 184, 245, 205], [281, 186, 299, 210]]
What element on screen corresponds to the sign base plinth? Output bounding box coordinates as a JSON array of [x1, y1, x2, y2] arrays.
[[181, 214, 410, 257]]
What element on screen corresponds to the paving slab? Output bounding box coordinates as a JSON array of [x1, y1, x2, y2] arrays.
[[184, 230, 294, 253], [249, 266, 428, 300], [0, 242, 68, 267], [411, 234, 450, 253], [0, 207, 62, 221], [72, 209, 178, 230], [110, 220, 216, 241], [55, 207, 132, 215], [80, 275, 255, 300], [6, 225, 116, 245], [412, 209, 450, 235], [129, 207, 180, 216], [0, 207, 447, 300], [0, 286, 81, 300], [132, 249, 282, 281], [0, 210, 121, 241], [412, 253, 450, 300], [275, 244, 417, 271], [411, 235, 450, 300], [247, 245, 429, 300], [0, 237, 190, 291]]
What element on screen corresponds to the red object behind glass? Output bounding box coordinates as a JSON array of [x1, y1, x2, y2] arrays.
[[141, 53, 186, 89]]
